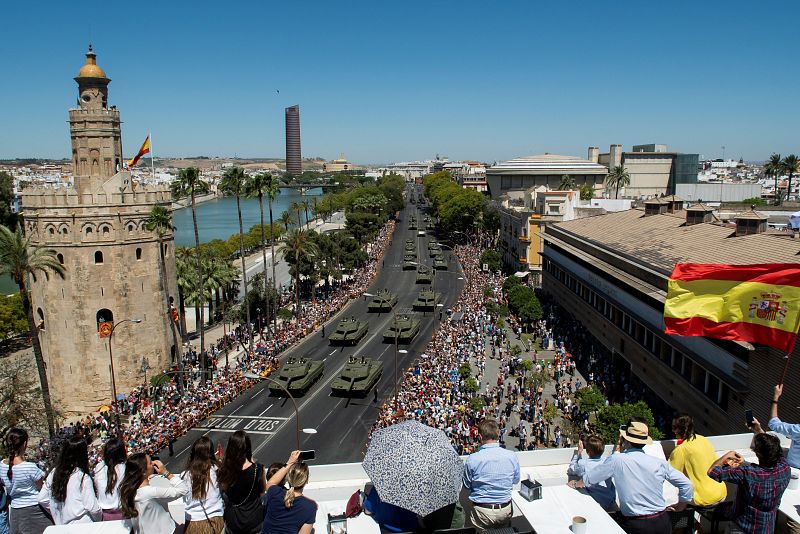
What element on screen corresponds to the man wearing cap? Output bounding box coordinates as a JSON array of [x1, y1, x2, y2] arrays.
[[583, 421, 694, 534], [462, 418, 521, 530]]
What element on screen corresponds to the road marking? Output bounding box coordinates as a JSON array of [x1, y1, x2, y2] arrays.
[[252, 390, 263, 399], [258, 406, 274, 416], [230, 404, 244, 415], [329, 350, 336, 356]]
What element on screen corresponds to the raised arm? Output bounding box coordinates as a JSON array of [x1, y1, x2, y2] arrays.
[[268, 450, 300, 488]]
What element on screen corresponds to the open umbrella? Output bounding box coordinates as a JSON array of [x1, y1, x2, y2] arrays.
[[363, 420, 463, 516], [98, 405, 112, 413]]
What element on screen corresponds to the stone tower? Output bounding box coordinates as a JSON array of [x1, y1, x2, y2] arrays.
[[21, 47, 179, 416]]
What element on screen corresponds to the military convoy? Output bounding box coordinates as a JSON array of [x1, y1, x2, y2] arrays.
[[368, 289, 398, 312], [416, 265, 433, 284], [331, 356, 383, 396], [383, 314, 421, 343], [413, 289, 442, 310], [433, 256, 448, 270], [268, 357, 324, 395], [403, 258, 417, 270], [328, 317, 369, 345]]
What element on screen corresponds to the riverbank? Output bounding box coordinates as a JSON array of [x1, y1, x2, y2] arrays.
[[170, 191, 220, 209]]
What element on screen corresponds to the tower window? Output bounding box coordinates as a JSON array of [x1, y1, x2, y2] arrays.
[[94, 251, 104, 264], [96, 309, 113, 331], [57, 253, 64, 265], [48, 227, 55, 236], [37, 308, 45, 330], [61, 227, 68, 235], [128, 224, 135, 233], [85, 227, 93, 236], [136, 248, 142, 260], [102, 226, 110, 236]]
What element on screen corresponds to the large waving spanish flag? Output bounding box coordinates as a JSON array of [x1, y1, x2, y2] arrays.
[[664, 263, 800, 352], [127, 135, 151, 168]]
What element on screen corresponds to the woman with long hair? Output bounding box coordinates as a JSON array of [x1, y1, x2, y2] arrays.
[[37, 437, 100, 524], [218, 431, 266, 534], [119, 453, 189, 533], [180, 436, 224, 533], [92, 438, 127, 520], [0, 428, 52, 534], [261, 451, 316, 534]]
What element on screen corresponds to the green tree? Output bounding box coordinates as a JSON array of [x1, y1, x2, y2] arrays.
[[458, 362, 472, 378], [439, 188, 485, 232], [605, 165, 630, 199], [595, 401, 663, 444], [518, 298, 543, 326], [301, 198, 312, 227], [291, 200, 304, 227], [220, 166, 253, 352], [245, 173, 281, 331], [558, 174, 576, 190], [170, 167, 210, 382], [469, 397, 485, 411], [480, 250, 501, 272], [279, 210, 294, 234], [0, 172, 19, 230], [783, 154, 799, 204], [281, 229, 319, 315], [0, 294, 27, 341], [575, 386, 607, 415], [0, 225, 64, 437], [502, 275, 523, 294], [765, 153, 783, 205], [464, 376, 479, 394], [144, 205, 184, 389], [579, 183, 594, 201]]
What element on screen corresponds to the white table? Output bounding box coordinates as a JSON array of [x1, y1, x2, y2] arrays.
[[313, 500, 381, 534], [44, 522, 132, 533], [512, 485, 624, 534]]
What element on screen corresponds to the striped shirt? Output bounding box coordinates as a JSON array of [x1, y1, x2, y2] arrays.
[[709, 459, 790, 534], [0, 460, 45, 508]]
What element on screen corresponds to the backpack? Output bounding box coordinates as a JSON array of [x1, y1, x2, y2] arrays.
[[345, 489, 365, 518]]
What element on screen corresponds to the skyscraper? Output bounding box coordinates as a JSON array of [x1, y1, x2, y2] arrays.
[[285, 105, 302, 176]]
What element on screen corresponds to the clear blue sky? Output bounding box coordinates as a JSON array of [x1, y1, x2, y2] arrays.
[[1, 0, 798, 163]]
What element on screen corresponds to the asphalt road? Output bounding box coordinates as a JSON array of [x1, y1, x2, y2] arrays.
[[166, 199, 465, 469]]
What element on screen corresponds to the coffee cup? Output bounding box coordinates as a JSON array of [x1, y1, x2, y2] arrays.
[[790, 469, 800, 490], [572, 515, 587, 534]]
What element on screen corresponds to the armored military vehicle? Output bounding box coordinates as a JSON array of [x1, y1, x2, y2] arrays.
[[331, 356, 384, 396], [383, 314, 421, 343], [368, 289, 398, 312], [409, 217, 417, 230], [404, 242, 416, 252], [433, 256, 448, 270], [430, 248, 443, 259], [328, 316, 369, 345], [404, 250, 417, 259], [427, 240, 440, 250], [268, 357, 324, 395], [405, 238, 415, 246], [413, 289, 442, 310], [416, 265, 433, 284], [402, 259, 417, 270]]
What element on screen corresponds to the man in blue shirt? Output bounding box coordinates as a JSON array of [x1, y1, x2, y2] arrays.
[[462, 418, 520, 530], [767, 384, 800, 469], [567, 434, 616, 511], [584, 421, 693, 534]]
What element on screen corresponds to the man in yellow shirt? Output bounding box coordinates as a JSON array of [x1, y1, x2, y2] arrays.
[[669, 414, 727, 506]]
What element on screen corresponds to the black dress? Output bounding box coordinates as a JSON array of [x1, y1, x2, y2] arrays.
[[223, 463, 265, 534]]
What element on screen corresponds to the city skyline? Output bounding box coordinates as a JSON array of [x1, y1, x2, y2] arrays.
[[1, 0, 798, 163]]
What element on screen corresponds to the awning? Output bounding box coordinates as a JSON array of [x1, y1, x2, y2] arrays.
[[514, 271, 530, 278]]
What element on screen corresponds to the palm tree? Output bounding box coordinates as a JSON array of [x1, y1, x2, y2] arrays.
[[558, 174, 576, 190], [301, 198, 312, 227], [765, 153, 783, 205], [144, 205, 184, 390], [783, 155, 799, 204], [245, 173, 281, 331], [279, 210, 294, 235], [281, 229, 319, 315], [0, 225, 64, 437], [175, 247, 194, 338], [605, 165, 630, 199], [219, 166, 253, 351], [170, 167, 210, 383], [291, 201, 304, 228]]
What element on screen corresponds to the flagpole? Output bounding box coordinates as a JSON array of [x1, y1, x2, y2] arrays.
[[149, 132, 155, 180]]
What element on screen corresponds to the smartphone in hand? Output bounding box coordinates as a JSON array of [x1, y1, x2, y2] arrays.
[[745, 410, 754, 426], [298, 450, 315, 461]]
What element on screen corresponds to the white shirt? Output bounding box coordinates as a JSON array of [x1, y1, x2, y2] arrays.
[[180, 467, 224, 520], [0, 460, 44, 508], [38, 468, 101, 524], [93, 461, 126, 510], [132, 476, 189, 534]]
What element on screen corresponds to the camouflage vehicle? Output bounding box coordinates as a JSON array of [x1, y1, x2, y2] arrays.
[[404, 250, 417, 259], [427, 240, 440, 250], [331, 356, 384, 396], [268, 357, 324, 395], [383, 314, 421, 343], [430, 249, 443, 259], [404, 242, 416, 252], [402, 259, 417, 271], [433, 256, 448, 270], [409, 217, 417, 230], [405, 238, 415, 246], [413, 289, 442, 310], [416, 265, 433, 284], [423, 215, 431, 224], [368, 289, 398, 312], [328, 316, 369, 345]]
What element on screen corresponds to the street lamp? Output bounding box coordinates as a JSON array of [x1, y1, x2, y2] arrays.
[[395, 348, 408, 407], [243, 372, 316, 449], [108, 318, 142, 435]]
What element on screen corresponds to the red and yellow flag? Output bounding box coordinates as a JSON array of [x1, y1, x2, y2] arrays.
[[127, 135, 151, 168], [664, 263, 800, 352]]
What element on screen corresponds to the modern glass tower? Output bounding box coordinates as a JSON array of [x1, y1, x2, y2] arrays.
[[285, 105, 301, 176]]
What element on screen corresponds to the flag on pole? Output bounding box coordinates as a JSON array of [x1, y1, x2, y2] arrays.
[[664, 263, 800, 352], [127, 135, 151, 168]]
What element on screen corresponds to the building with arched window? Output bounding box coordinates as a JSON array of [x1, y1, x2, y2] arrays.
[[20, 47, 179, 415]]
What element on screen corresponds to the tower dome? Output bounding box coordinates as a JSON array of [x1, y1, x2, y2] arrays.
[[77, 45, 107, 79]]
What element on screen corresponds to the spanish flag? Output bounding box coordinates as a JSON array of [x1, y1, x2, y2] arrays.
[[127, 135, 151, 168], [664, 263, 800, 352]]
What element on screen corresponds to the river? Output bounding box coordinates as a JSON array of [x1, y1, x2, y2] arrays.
[[0, 188, 324, 295]]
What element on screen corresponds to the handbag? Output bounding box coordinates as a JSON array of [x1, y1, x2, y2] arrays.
[[223, 463, 265, 533]]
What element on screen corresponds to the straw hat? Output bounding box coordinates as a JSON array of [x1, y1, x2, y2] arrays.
[[620, 421, 654, 445]]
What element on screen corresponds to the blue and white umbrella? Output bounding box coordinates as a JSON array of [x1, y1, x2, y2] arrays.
[[789, 211, 800, 231], [363, 420, 463, 516]]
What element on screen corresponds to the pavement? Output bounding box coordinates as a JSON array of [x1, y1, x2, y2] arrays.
[[165, 204, 466, 469]]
